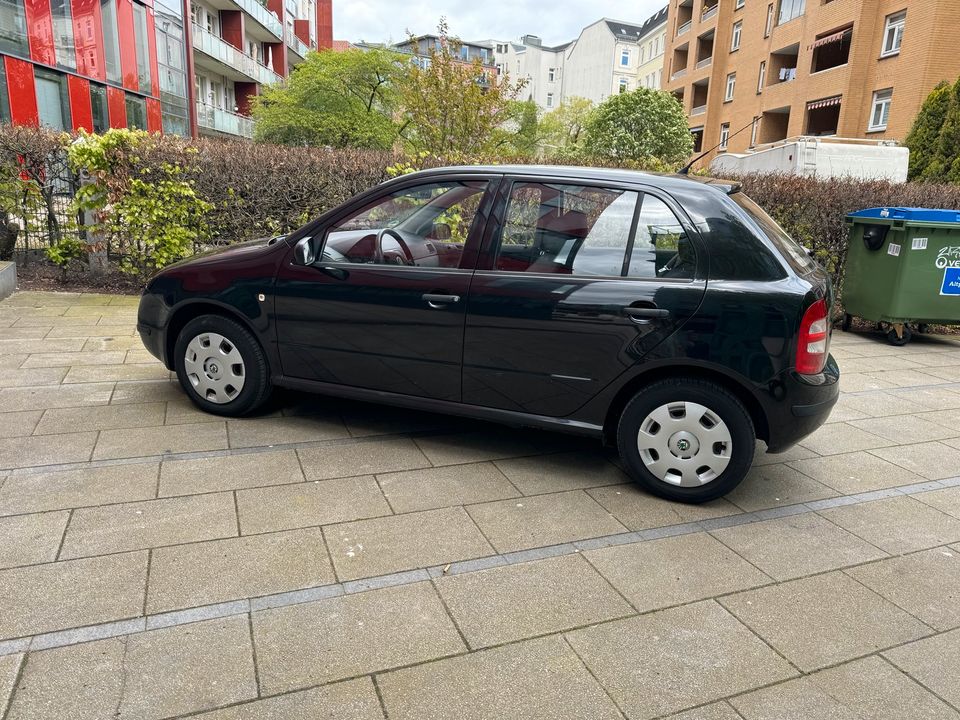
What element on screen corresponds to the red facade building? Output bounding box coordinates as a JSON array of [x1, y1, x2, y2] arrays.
[[0, 0, 333, 137]]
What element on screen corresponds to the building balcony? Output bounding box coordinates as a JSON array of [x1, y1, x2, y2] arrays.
[[196, 101, 255, 138], [695, 56, 712, 70], [701, 5, 718, 21], [671, 68, 688, 81], [285, 28, 309, 59], [691, 104, 707, 116], [192, 23, 283, 86], [677, 20, 691, 36], [231, 0, 282, 39]]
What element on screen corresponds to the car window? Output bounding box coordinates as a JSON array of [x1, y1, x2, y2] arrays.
[[627, 195, 696, 280], [495, 182, 640, 276], [323, 180, 488, 268], [731, 192, 816, 274]]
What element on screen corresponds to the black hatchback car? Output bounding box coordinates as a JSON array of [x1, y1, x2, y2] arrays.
[[138, 166, 839, 503]]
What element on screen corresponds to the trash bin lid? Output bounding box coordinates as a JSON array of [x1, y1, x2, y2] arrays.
[[848, 207, 960, 224]]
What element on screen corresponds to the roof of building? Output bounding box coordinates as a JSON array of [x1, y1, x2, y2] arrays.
[[331, 40, 353, 52], [604, 6, 669, 42]]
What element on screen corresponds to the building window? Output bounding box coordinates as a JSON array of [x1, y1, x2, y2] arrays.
[[765, 3, 774, 37], [719, 123, 730, 150], [50, 0, 77, 70], [125, 93, 147, 129], [100, 0, 122, 83], [90, 83, 108, 132], [731, 21, 742, 51], [0, 0, 29, 56], [460, 46, 468, 60], [725, 72, 736, 101], [619, 78, 628, 93], [640, 46, 646, 63], [757, 60, 766, 92], [0, 62, 9, 123], [548, 67, 555, 82], [882, 11, 905, 57], [546, 92, 554, 108], [620, 48, 630, 66], [750, 117, 759, 147], [736, 0, 745, 7], [777, 0, 805, 26], [480, 48, 488, 62], [133, 2, 152, 92], [34, 68, 71, 131], [811, 27, 852, 73], [869, 88, 893, 131]]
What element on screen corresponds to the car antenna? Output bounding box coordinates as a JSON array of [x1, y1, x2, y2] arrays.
[[678, 117, 759, 175]]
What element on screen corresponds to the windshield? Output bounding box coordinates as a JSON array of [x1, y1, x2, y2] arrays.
[[731, 192, 817, 274]]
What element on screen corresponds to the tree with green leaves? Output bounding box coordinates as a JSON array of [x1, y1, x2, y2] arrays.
[[539, 96, 594, 158], [396, 19, 526, 159], [907, 79, 960, 183], [251, 47, 404, 148], [583, 88, 692, 167], [496, 99, 541, 157]]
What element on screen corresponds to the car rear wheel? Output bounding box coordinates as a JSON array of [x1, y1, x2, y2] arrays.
[[174, 315, 271, 417], [617, 377, 755, 503]]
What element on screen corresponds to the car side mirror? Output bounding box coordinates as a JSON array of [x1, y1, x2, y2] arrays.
[[431, 222, 452, 241], [293, 236, 317, 266]]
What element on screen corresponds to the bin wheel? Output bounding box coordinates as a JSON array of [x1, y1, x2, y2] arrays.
[[841, 313, 852, 332], [887, 326, 912, 346], [918, 324, 931, 334]]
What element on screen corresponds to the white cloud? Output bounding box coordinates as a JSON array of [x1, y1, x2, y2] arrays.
[[334, 0, 668, 46]]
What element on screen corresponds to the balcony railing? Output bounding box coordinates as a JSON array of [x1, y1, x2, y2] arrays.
[[691, 104, 707, 116], [677, 20, 691, 36], [696, 56, 712, 69], [192, 24, 283, 86], [671, 68, 688, 80], [196, 101, 255, 138], [285, 28, 309, 58], [230, 0, 281, 38], [701, 4, 718, 20]]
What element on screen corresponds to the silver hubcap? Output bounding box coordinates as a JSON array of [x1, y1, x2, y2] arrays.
[[184, 332, 245, 404], [637, 401, 733, 487]]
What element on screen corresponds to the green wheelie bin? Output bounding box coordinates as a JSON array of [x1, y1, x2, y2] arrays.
[[842, 207, 960, 345]]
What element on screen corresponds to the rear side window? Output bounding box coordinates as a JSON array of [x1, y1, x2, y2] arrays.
[[495, 181, 696, 279], [731, 192, 816, 274]]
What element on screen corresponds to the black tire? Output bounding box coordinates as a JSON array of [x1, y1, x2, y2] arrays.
[[886, 326, 912, 347], [616, 377, 755, 504], [174, 314, 272, 417], [841, 313, 852, 332]]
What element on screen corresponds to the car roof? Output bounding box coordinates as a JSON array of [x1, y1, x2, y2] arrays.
[[394, 165, 741, 195]]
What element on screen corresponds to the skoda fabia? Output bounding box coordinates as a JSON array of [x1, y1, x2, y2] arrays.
[[138, 166, 839, 503]]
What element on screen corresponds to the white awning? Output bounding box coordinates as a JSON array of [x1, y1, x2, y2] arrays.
[[807, 95, 842, 110]]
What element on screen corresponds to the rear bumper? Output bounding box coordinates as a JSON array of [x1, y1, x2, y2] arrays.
[[764, 354, 840, 452], [137, 321, 169, 368]]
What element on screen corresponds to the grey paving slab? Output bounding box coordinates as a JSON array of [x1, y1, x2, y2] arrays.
[[93, 421, 228, 460], [837, 373, 896, 392], [788, 451, 926, 494], [850, 414, 959, 443], [887, 386, 960, 410], [325, 506, 494, 581], [0, 653, 22, 718], [378, 634, 623, 720], [338, 402, 455, 438], [920, 408, 960, 431], [0, 462, 158, 516], [665, 703, 744, 720], [413, 430, 543, 466], [159, 449, 304, 497], [584, 532, 771, 613], [21, 350, 127, 368], [800, 422, 893, 455], [377, 462, 520, 513], [253, 581, 465, 693], [883, 629, 960, 708], [0, 353, 28, 369], [731, 656, 960, 720], [588, 483, 741, 530], [752, 441, 819, 466], [164, 394, 231, 425], [0, 338, 85, 355], [834, 391, 930, 419], [83, 336, 147, 352], [297, 437, 431, 480], [0, 367, 68, 388], [0, 411, 43, 439], [146, 527, 335, 613], [0, 511, 69, 569], [915, 486, 960, 519], [109, 379, 182, 404], [435, 554, 633, 648], [871, 441, 960, 480], [0, 431, 98, 470], [0, 551, 147, 640], [819, 496, 960, 554], [189, 678, 385, 720], [566, 600, 796, 720], [720, 571, 931, 672], [46, 324, 137, 338], [725, 463, 837, 512], [847, 547, 960, 632], [493, 451, 628, 495], [33, 402, 166, 435], [227, 414, 350, 448], [710, 512, 888, 581], [60, 492, 237, 559], [237, 476, 390, 535]]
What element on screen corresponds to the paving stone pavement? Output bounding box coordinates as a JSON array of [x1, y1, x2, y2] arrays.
[[2, 290, 960, 719]]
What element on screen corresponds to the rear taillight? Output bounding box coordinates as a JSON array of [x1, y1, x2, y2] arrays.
[[796, 298, 829, 375]]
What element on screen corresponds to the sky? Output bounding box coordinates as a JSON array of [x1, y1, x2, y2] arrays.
[[333, 0, 669, 46]]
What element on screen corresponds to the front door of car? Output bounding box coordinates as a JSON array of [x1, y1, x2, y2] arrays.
[[462, 178, 707, 417], [274, 176, 497, 402]]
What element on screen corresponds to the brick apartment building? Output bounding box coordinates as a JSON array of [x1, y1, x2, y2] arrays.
[[663, 0, 960, 165], [0, 0, 333, 139]]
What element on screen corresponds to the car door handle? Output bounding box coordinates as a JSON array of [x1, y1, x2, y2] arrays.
[[623, 306, 670, 319], [422, 293, 461, 308]]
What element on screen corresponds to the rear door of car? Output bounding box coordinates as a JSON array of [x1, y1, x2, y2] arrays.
[[461, 174, 707, 417]]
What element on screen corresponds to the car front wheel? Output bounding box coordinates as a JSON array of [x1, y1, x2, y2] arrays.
[[174, 314, 272, 417], [617, 377, 755, 503]]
